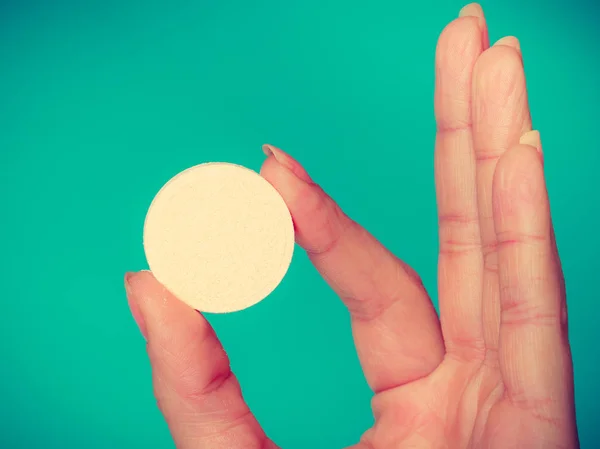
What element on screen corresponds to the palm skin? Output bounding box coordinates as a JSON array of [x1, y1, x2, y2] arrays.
[[124, 4, 579, 448]]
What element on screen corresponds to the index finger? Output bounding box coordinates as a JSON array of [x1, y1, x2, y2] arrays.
[[260, 146, 444, 393]]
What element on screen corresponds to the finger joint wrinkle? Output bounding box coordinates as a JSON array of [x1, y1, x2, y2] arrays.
[[305, 215, 357, 258], [475, 148, 504, 164], [178, 369, 236, 404], [436, 122, 472, 135], [506, 394, 563, 429], [438, 214, 482, 256], [500, 283, 561, 327], [496, 230, 546, 249]]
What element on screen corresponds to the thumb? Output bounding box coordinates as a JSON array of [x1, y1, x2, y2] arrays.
[[125, 271, 279, 449]]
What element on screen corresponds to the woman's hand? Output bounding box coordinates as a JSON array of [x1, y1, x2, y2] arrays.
[[124, 4, 579, 448]]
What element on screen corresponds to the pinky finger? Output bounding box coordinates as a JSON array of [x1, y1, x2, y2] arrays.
[[125, 271, 279, 449], [492, 132, 578, 445]]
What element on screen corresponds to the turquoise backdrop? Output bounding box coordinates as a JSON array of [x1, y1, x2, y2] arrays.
[[1, 1, 598, 448]]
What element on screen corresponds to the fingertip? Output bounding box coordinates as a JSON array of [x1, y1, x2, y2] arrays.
[[473, 44, 524, 86], [436, 12, 482, 65], [260, 144, 313, 183], [124, 270, 165, 310], [459, 2, 483, 16], [459, 3, 484, 23], [124, 269, 152, 289], [495, 143, 542, 190], [493, 36, 521, 54], [259, 152, 284, 181], [261, 149, 349, 255], [262, 143, 274, 157], [472, 44, 528, 120], [260, 149, 317, 217], [493, 142, 547, 228], [124, 271, 148, 340], [458, 3, 488, 48], [124, 270, 157, 314], [124, 270, 207, 347]]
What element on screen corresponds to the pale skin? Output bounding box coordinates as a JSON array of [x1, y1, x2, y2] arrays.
[[124, 4, 579, 448]]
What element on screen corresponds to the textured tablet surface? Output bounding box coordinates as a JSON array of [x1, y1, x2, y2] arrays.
[[143, 162, 294, 313]]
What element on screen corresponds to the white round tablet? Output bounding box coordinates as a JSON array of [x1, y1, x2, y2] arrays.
[[143, 162, 295, 313]]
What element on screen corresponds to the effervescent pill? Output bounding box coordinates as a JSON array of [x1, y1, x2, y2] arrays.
[[143, 162, 294, 313]]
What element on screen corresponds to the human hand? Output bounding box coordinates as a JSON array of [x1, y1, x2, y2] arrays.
[[124, 4, 579, 448]]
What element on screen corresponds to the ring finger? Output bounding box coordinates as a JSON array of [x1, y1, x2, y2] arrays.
[[472, 36, 533, 362]]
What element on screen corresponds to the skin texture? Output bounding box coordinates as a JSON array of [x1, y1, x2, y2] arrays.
[[124, 4, 579, 448]]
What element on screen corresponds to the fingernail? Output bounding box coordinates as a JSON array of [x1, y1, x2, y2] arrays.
[[125, 272, 148, 340], [519, 130, 542, 153], [262, 144, 313, 183], [494, 36, 521, 54], [459, 3, 485, 27]]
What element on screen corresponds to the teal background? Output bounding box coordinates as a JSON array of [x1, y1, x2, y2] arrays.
[[1, 1, 598, 448]]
